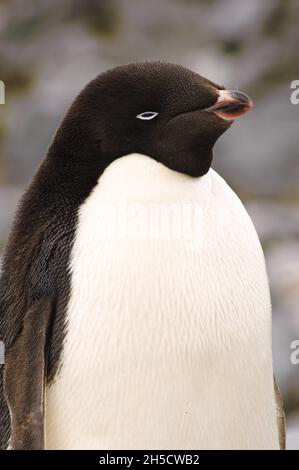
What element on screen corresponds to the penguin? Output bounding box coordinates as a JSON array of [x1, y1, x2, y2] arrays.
[[0, 62, 285, 450]]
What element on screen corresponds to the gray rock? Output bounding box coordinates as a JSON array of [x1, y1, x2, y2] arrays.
[[0, 185, 22, 243], [246, 202, 299, 242], [286, 413, 299, 450]]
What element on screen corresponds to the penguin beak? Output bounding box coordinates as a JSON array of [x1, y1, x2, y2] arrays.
[[204, 90, 253, 121]]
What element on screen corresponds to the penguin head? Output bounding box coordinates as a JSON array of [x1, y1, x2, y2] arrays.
[[54, 62, 253, 177]]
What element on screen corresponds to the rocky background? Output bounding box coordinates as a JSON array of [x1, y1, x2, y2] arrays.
[[0, 0, 298, 449]]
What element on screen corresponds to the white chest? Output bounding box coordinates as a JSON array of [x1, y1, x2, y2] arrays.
[[45, 154, 279, 450]]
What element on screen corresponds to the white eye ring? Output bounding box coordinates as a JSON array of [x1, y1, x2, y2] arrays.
[[136, 111, 159, 120]]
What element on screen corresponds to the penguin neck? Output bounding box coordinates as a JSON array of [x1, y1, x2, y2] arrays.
[[96, 153, 213, 204]]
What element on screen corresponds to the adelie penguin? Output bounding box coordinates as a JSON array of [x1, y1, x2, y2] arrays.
[[0, 62, 285, 450]]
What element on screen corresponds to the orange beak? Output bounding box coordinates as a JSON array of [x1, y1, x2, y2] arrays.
[[204, 89, 254, 121]]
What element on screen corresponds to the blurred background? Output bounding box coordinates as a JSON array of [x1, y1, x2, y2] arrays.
[[0, 0, 298, 449]]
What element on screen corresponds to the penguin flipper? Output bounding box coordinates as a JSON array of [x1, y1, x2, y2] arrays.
[[2, 298, 52, 450], [274, 375, 286, 450]]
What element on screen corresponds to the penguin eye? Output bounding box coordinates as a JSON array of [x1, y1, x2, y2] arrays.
[[136, 111, 159, 121]]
